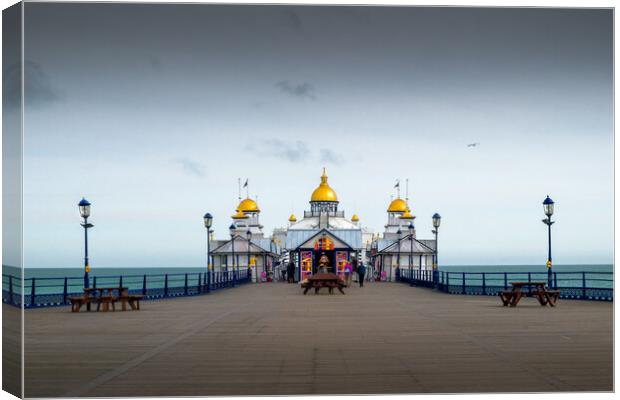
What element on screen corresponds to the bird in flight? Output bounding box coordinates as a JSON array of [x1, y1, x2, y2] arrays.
[[467, 142, 480, 148]]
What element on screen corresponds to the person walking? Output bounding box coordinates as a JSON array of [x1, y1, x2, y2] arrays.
[[344, 261, 353, 287], [287, 261, 296, 283], [357, 261, 366, 287]]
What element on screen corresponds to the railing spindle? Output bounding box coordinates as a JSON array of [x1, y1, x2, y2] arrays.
[[31, 278, 36, 308], [8, 275, 14, 305], [63, 277, 68, 305], [582, 272, 587, 299]]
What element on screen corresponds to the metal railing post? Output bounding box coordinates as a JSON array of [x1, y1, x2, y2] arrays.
[[142, 274, 147, 296], [504, 272, 508, 289], [8, 275, 14, 305], [446, 272, 450, 292], [582, 272, 587, 299], [119, 276, 123, 288], [30, 278, 36, 308], [63, 277, 68, 304], [93, 276, 97, 289], [554, 272, 558, 289], [164, 274, 169, 297], [482, 273, 486, 295], [462, 272, 466, 294], [184, 273, 188, 295]]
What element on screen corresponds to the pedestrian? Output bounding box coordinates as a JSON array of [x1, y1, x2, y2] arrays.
[[357, 261, 366, 287], [287, 262, 296, 283], [344, 261, 353, 287]]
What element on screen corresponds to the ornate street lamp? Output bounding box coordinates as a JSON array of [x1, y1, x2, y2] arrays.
[[246, 229, 252, 282], [408, 222, 415, 285], [395, 228, 402, 281], [432, 213, 441, 286], [229, 223, 237, 286], [203, 212, 213, 292], [78, 198, 94, 289], [542, 196, 555, 287]]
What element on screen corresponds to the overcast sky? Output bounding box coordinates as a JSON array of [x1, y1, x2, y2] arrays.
[[14, 4, 613, 268]]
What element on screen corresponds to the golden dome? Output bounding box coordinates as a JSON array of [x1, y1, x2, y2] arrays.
[[310, 168, 338, 202], [351, 214, 359, 222], [231, 210, 248, 219], [288, 214, 297, 222], [237, 198, 260, 213], [400, 208, 415, 219], [387, 198, 408, 212]]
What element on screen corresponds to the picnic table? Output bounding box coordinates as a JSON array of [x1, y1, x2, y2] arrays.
[[68, 287, 143, 312], [499, 281, 560, 307], [301, 273, 346, 295]]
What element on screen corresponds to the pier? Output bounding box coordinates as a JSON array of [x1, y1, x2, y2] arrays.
[[15, 282, 613, 397]]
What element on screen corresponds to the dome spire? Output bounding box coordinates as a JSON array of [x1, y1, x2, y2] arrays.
[[310, 168, 338, 203]]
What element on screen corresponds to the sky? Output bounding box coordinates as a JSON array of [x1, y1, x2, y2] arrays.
[[8, 4, 613, 268]]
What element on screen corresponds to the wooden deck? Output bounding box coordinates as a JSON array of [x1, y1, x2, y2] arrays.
[[13, 282, 613, 397]]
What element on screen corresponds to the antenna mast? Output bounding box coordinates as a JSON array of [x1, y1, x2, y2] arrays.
[[237, 178, 241, 201], [406, 178, 409, 202]]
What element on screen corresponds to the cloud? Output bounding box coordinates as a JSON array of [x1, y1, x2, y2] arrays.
[[3, 60, 62, 109], [319, 149, 345, 165], [275, 81, 316, 100], [172, 157, 206, 177], [255, 139, 310, 162]]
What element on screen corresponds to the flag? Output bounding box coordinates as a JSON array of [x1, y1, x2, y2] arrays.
[[243, 179, 248, 188], [394, 181, 400, 189]]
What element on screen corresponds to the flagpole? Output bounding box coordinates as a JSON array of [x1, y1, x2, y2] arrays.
[[406, 178, 409, 202], [246, 178, 249, 198], [238, 178, 241, 201]]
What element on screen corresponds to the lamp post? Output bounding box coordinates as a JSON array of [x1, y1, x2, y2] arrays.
[[408, 223, 414, 285], [395, 228, 402, 282], [229, 223, 237, 286], [203, 213, 213, 292], [246, 229, 253, 283], [432, 213, 441, 286], [78, 198, 94, 289], [542, 196, 555, 288]]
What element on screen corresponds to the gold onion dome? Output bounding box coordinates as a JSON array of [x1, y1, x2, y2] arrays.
[[288, 214, 297, 222], [310, 168, 338, 202], [237, 198, 260, 213], [232, 209, 248, 219], [351, 214, 359, 222], [387, 197, 408, 212], [400, 208, 415, 219]]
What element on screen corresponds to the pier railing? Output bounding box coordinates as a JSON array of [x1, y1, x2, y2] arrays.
[[2, 269, 252, 308], [397, 269, 613, 301]]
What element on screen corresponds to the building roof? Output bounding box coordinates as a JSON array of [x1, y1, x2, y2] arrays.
[[286, 229, 363, 250], [237, 198, 260, 213], [376, 236, 435, 254], [310, 168, 338, 202], [211, 236, 277, 255], [387, 198, 408, 212]]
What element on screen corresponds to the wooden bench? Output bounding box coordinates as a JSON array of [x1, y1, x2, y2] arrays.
[[118, 290, 143, 311], [68, 294, 96, 312], [301, 273, 346, 295], [96, 294, 117, 312], [499, 282, 560, 307]]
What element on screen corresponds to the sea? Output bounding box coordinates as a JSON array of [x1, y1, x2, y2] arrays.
[[1, 264, 614, 294]]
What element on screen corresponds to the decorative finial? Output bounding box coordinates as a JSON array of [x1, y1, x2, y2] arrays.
[[321, 168, 328, 184]]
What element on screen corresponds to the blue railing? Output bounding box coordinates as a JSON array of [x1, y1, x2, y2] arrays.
[[397, 269, 613, 301], [2, 269, 252, 308]]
